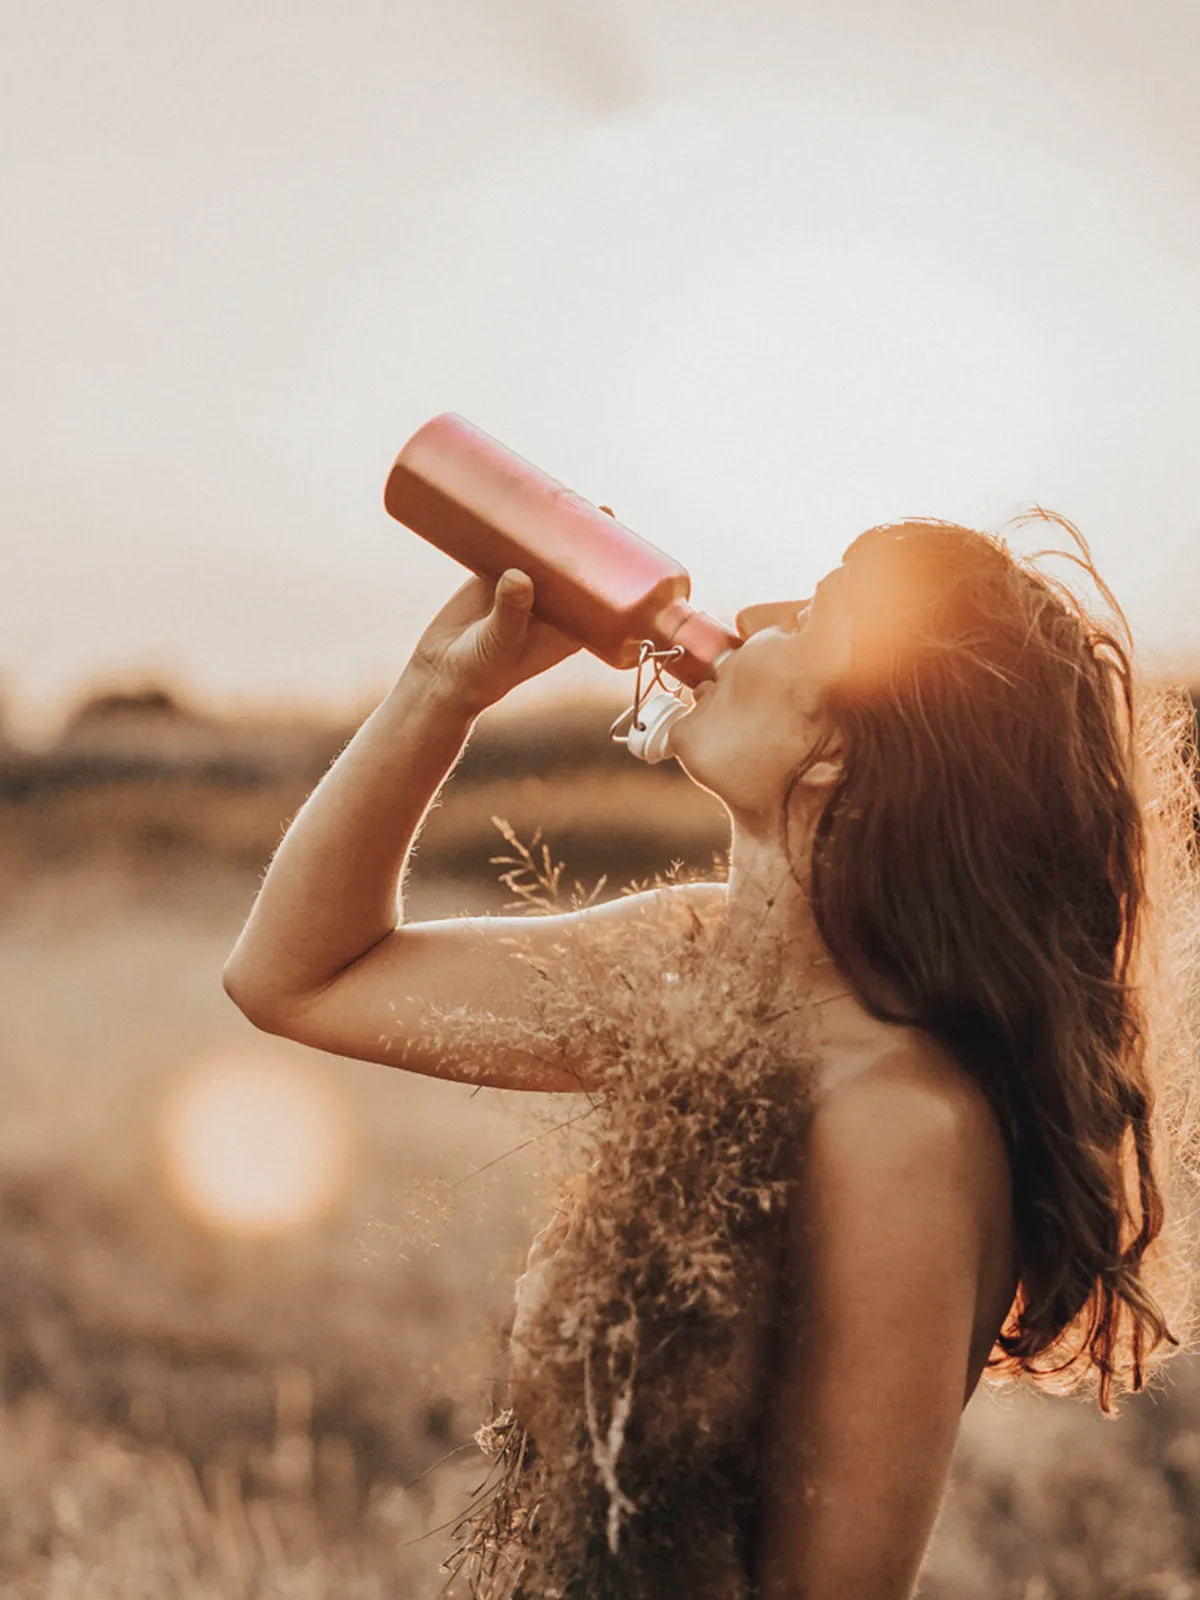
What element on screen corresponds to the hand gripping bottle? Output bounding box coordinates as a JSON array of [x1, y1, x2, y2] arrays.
[[383, 415, 740, 717]]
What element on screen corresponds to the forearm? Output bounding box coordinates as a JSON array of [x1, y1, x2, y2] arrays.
[[223, 663, 474, 1009]]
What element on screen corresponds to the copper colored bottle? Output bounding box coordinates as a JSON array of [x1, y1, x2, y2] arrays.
[[383, 413, 740, 688]]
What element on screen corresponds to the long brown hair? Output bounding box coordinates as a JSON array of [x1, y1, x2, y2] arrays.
[[792, 512, 1200, 1411]]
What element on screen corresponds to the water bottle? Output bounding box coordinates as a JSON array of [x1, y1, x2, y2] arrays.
[[383, 414, 740, 692]]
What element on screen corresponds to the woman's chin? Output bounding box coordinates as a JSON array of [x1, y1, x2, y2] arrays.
[[667, 721, 717, 792], [666, 708, 698, 761]]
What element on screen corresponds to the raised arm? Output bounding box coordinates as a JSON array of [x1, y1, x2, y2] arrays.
[[222, 569, 723, 1091]]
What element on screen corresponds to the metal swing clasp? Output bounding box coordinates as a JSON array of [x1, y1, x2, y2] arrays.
[[609, 641, 689, 765]]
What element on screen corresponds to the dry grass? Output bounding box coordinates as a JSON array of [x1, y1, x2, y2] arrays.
[[0, 1385, 479, 1600], [445, 846, 815, 1597]]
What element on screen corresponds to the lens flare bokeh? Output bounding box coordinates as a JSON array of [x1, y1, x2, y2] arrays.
[[158, 1050, 352, 1237]]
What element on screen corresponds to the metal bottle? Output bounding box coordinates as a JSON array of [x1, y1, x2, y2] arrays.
[[384, 413, 739, 689]]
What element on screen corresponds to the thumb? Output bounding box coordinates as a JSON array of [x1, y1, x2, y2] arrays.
[[480, 568, 534, 655]]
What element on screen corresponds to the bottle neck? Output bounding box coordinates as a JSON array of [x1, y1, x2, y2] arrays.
[[654, 598, 741, 687]]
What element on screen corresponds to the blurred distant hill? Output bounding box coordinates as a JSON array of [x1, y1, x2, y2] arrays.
[[0, 683, 729, 894], [2, 680, 1195, 896]]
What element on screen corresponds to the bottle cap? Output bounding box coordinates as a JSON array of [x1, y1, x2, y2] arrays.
[[625, 691, 690, 765]]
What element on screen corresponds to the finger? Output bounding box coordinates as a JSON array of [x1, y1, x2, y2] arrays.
[[483, 568, 534, 653], [497, 568, 534, 606]]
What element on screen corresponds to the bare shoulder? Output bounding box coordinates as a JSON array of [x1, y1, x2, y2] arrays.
[[801, 1035, 1011, 1229]]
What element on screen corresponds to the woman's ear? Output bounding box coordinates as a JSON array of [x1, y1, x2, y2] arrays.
[[795, 736, 844, 787], [800, 758, 842, 787]]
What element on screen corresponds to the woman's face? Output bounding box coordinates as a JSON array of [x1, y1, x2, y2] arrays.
[[669, 559, 857, 822]]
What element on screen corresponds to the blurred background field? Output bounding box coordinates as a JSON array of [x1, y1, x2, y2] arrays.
[[6, 0, 1200, 1593], [3, 683, 1200, 1600]]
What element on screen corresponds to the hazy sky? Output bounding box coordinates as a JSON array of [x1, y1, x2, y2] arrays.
[[4, 0, 1199, 737]]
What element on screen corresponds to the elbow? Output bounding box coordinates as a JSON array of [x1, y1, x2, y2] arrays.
[[222, 959, 292, 1035]]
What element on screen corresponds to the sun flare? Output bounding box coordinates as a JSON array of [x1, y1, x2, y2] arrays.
[[159, 1050, 352, 1236]]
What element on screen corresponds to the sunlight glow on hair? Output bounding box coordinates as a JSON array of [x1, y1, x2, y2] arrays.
[[159, 1050, 352, 1236], [837, 535, 930, 697]]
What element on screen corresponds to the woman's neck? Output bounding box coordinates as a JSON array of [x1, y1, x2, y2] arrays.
[[720, 820, 847, 1016]]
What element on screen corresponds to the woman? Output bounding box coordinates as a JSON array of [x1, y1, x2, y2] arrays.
[[223, 515, 1198, 1598]]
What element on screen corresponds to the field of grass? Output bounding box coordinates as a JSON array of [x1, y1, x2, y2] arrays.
[[2, 686, 1200, 1598]]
